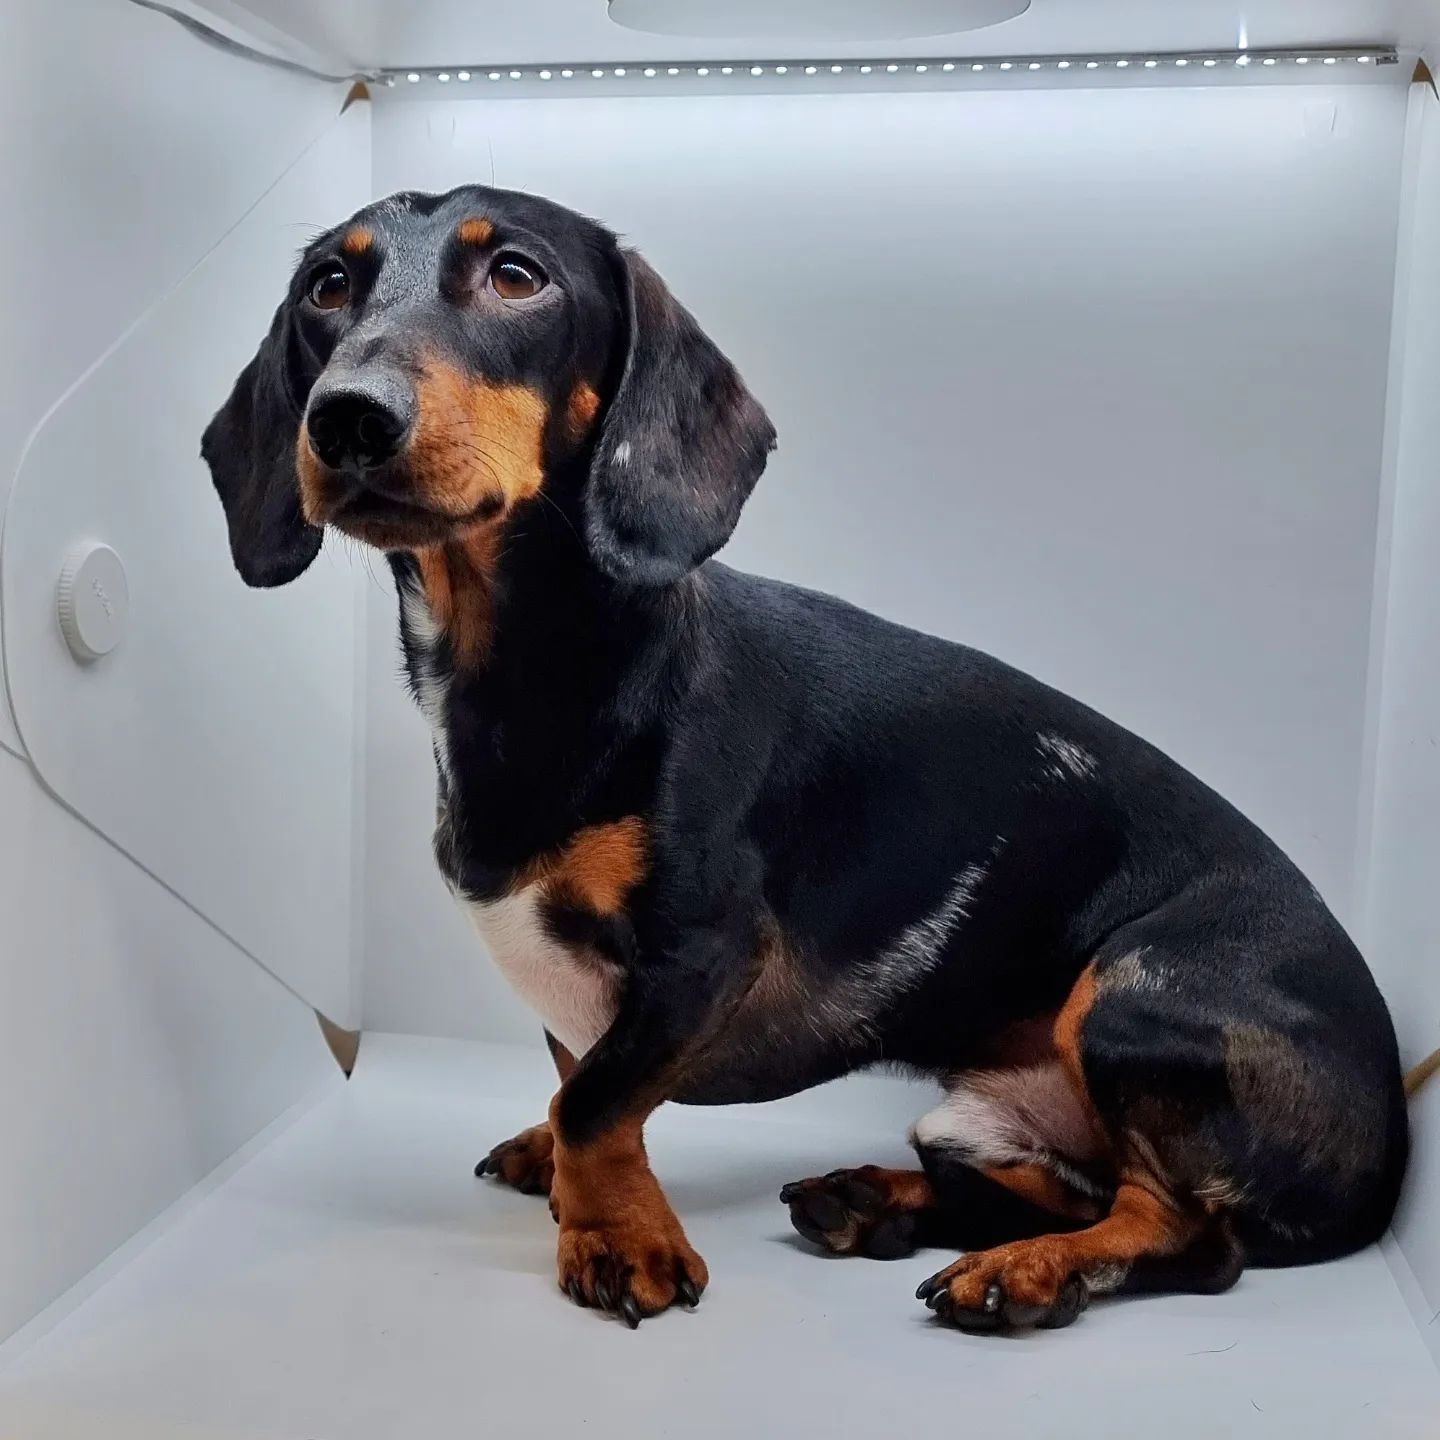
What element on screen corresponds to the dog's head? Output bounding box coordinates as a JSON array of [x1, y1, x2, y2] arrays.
[[202, 186, 775, 588]]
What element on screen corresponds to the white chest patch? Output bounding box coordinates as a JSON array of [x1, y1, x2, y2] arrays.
[[401, 585, 454, 783], [459, 888, 620, 1058], [402, 580, 620, 1058]]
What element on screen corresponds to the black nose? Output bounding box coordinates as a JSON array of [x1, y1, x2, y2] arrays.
[[307, 385, 411, 472]]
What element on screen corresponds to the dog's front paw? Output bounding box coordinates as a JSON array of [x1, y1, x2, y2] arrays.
[[475, 1123, 554, 1197], [556, 1222, 708, 1328]]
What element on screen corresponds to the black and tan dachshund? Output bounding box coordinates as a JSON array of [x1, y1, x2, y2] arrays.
[[203, 185, 1408, 1333]]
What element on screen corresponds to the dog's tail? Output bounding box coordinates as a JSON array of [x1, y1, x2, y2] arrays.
[[1404, 1046, 1440, 1100]]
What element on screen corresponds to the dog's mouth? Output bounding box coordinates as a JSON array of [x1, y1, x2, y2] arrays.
[[297, 425, 512, 550], [327, 484, 505, 550]]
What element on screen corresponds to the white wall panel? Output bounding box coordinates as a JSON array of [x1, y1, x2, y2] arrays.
[[0, 0, 366, 1342], [361, 83, 1404, 1042], [2, 97, 371, 1026], [0, 0, 357, 753], [1360, 82, 1440, 1361], [0, 747, 337, 1346]]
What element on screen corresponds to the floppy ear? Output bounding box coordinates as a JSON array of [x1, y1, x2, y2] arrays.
[[201, 300, 323, 588], [584, 251, 776, 586]]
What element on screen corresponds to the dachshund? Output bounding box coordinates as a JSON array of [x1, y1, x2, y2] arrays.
[[203, 185, 1407, 1333]]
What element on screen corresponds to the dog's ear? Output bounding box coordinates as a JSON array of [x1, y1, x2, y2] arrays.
[[584, 250, 776, 586], [201, 300, 323, 588]]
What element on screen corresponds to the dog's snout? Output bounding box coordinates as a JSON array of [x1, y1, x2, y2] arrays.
[[306, 379, 414, 472]]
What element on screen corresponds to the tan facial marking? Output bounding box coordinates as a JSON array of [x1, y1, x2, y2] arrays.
[[457, 217, 495, 247], [296, 362, 547, 540], [564, 382, 602, 442], [296, 423, 339, 525], [340, 226, 374, 256], [410, 359, 548, 516]]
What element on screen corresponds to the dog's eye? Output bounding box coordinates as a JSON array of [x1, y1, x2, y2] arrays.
[[308, 266, 351, 311], [491, 256, 546, 301]]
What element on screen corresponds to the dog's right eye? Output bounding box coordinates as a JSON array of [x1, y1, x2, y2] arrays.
[[307, 266, 351, 311]]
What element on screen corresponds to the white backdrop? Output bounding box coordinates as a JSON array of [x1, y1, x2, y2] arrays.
[[1362, 83, 1440, 1356], [0, 0, 354, 1344], [0, 1, 357, 758], [361, 82, 1406, 1044]]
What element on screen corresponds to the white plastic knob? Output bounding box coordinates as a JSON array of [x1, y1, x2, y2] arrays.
[[57, 543, 128, 662]]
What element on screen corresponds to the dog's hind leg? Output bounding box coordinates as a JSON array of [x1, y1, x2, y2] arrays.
[[783, 1058, 1107, 1260], [782, 1154, 1101, 1261], [913, 962, 1235, 1330], [920, 898, 1406, 1332]]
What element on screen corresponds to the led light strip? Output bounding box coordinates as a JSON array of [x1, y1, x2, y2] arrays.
[[383, 47, 1400, 88]]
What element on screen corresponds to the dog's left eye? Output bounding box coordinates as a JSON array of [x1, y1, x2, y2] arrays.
[[490, 256, 547, 301], [307, 266, 351, 311]]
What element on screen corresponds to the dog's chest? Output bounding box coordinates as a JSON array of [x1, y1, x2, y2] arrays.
[[400, 581, 619, 1058], [458, 889, 620, 1058]]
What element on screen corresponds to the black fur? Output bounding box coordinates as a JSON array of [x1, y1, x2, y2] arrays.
[[585, 251, 776, 585], [203, 184, 1408, 1319], [202, 299, 325, 587]]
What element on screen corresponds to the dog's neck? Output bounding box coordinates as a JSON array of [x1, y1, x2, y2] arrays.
[[388, 492, 702, 879]]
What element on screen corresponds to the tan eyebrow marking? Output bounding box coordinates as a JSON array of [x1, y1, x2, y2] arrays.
[[457, 217, 496, 247], [340, 226, 374, 256]]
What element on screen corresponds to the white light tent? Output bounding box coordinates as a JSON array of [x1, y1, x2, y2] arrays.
[[0, 1, 1438, 1434]]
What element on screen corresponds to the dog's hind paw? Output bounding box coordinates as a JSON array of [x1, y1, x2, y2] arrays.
[[780, 1166, 928, 1260], [917, 1242, 1090, 1333]]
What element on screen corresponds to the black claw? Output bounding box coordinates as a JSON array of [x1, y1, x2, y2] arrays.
[[620, 1295, 642, 1329], [566, 1278, 587, 1307], [916, 1275, 941, 1302], [779, 1183, 803, 1205], [474, 1159, 487, 1177], [596, 1278, 615, 1311], [678, 1278, 701, 1308]]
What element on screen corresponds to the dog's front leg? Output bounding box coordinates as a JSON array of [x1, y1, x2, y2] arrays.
[[547, 920, 743, 1327]]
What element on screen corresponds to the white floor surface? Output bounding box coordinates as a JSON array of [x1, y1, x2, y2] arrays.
[[1, 1035, 1436, 1439]]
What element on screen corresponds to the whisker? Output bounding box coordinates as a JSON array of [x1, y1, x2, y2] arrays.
[[533, 488, 583, 545]]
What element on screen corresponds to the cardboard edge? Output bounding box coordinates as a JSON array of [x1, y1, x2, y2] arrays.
[[316, 1012, 361, 1077]]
